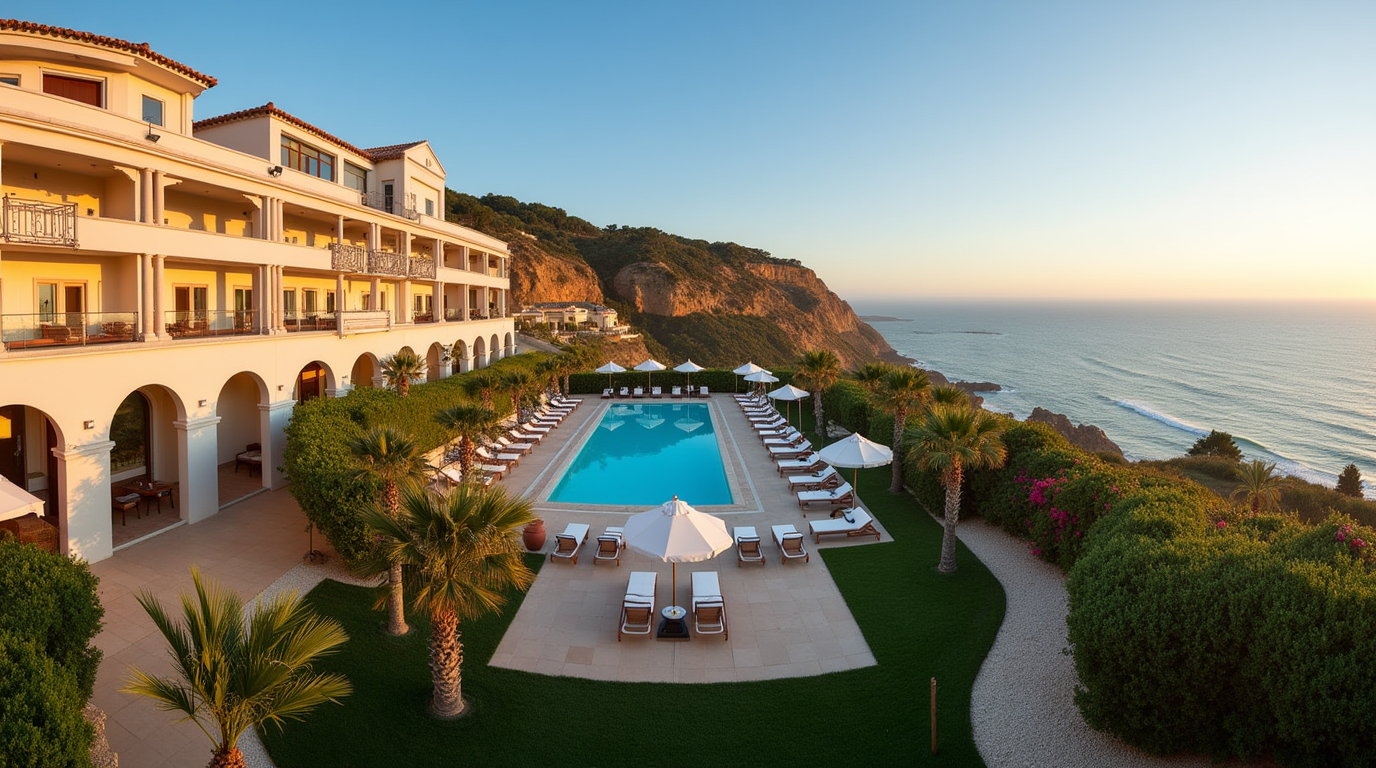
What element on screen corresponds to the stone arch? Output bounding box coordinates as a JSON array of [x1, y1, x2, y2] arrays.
[[293, 361, 332, 403], [425, 342, 445, 382], [473, 336, 487, 369], [0, 403, 66, 549], [490, 334, 501, 362], [351, 352, 381, 389], [453, 339, 469, 374], [217, 372, 268, 502], [503, 332, 514, 358]]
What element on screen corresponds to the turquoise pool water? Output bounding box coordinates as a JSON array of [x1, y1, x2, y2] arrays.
[[548, 402, 732, 506]]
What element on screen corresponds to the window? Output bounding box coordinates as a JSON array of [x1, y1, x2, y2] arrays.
[[302, 289, 317, 314], [43, 73, 102, 107], [280, 135, 335, 181], [0, 75, 18, 86], [424, 199, 435, 217], [283, 289, 297, 317], [382, 182, 394, 213], [142, 96, 164, 126], [343, 163, 368, 193], [110, 392, 150, 474], [174, 285, 208, 323], [325, 291, 336, 313]]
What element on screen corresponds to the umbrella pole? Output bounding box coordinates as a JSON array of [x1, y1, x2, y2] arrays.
[[854, 467, 860, 510], [672, 562, 677, 609]]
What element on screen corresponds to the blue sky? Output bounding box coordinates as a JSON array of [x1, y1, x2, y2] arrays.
[[14, 2, 1375, 300]]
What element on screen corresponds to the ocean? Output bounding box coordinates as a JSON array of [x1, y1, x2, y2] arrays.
[[856, 300, 1375, 497]]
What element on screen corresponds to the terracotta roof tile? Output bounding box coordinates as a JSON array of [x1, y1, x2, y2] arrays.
[[0, 19, 216, 87], [194, 105, 428, 163], [364, 141, 425, 160]]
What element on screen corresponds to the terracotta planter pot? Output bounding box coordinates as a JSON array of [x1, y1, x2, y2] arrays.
[[523, 520, 546, 552]]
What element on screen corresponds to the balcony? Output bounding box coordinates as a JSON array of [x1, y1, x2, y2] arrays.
[[361, 192, 419, 221], [2, 197, 78, 248], [330, 243, 366, 273], [367, 250, 408, 277], [408, 256, 436, 280], [285, 313, 338, 333], [163, 310, 258, 339], [2, 311, 137, 351]]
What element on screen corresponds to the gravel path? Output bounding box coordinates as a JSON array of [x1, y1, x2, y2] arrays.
[[239, 559, 374, 768], [958, 518, 1227, 768]]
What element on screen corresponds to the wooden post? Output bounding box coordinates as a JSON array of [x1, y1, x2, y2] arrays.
[[930, 677, 938, 754]]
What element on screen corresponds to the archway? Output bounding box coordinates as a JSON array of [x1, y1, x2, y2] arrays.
[[109, 384, 186, 547], [351, 352, 380, 389], [503, 332, 514, 358], [473, 336, 487, 369], [426, 342, 444, 382], [490, 334, 501, 362], [217, 372, 268, 508], [294, 361, 330, 404], [453, 339, 468, 374], [0, 404, 63, 548]]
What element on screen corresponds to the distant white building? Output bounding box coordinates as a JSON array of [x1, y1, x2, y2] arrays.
[[520, 301, 621, 332]]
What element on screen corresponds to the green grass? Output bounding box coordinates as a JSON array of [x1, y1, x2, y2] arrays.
[[263, 413, 1006, 766]]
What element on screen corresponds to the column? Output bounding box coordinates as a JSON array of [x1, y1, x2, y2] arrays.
[[435, 237, 445, 268], [275, 199, 285, 241], [152, 171, 164, 225], [258, 400, 295, 490], [400, 279, 411, 323], [152, 254, 166, 339], [433, 280, 444, 321], [335, 272, 345, 317], [252, 265, 264, 333], [273, 266, 286, 333], [259, 195, 270, 239], [459, 245, 470, 271], [369, 223, 380, 251], [369, 277, 381, 311], [498, 288, 507, 318], [173, 415, 221, 524], [138, 169, 152, 223], [51, 439, 116, 562], [336, 215, 346, 246], [141, 253, 156, 340], [459, 284, 470, 321]]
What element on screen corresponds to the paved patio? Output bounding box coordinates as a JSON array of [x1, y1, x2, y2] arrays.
[[89, 393, 887, 766]]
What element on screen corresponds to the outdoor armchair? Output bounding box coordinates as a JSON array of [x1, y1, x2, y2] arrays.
[[550, 522, 591, 565]]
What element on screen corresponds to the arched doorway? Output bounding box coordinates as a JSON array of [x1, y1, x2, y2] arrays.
[[453, 339, 468, 374], [426, 342, 444, 382], [473, 336, 486, 369], [217, 372, 267, 508], [295, 362, 328, 403], [109, 385, 185, 547], [351, 352, 380, 389], [503, 332, 514, 358], [490, 334, 501, 362], [0, 404, 62, 533]]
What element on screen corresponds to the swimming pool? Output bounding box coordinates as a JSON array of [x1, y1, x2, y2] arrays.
[[548, 402, 732, 506]]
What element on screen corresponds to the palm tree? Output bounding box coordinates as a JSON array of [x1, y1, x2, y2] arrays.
[[349, 426, 428, 636], [930, 384, 969, 406], [794, 349, 842, 439], [905, 404, 1007, 574], [357, 485, 535, 718], [124, 568, 350, 768], [435, 404, 501, 481], [460, 369, 500, 412], [559, 344, 595, 397], [853, 362, 895, 393], [535, 357, 561, 400], [873, 367, 931, 493], [502, 368, 537, 422], [381, 348, 425, 397], [1232, 459, 1284, 514]]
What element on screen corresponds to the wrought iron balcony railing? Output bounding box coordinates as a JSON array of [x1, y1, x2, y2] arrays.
[[408, 256, 436, 279], [366, 250, 408, 276], [330, 243, 366, 273], [1, 311, 136, 350], [164, 310, 257, 339], [2, 197, 77, 248]]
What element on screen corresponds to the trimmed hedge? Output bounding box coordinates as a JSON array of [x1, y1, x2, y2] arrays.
[[0, 540, 103, 700], [283, 353, 549, 564], [820, 378, 1376, 766], [0, 633, 93, 767]]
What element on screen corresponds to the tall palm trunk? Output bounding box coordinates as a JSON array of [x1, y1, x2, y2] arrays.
[[398, 378, 410, 398], [812, 389, 826, 438], [562, 373, 571, 397], [890, 405, 909, 493], [459, 436, 477, 481], [938, 465, 964, 574], [383, 480, 408, 636], [429, 608, 465, 717], [209, 746, 247, 768]]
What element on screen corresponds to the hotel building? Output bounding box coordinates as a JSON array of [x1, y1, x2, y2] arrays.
[[0, 20, 515, 562]]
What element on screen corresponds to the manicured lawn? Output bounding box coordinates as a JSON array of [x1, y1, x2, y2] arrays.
[[261, 464, 1006, 767]]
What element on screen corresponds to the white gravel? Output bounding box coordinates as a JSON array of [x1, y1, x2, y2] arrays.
[[958, 518, 1268, 768], [238, 558, 375, 768]]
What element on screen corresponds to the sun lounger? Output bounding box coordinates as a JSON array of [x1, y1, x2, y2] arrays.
[[520, 423, 553, 434], [698, 386, 709, 398], [553, 395, 582, 405], [550, 522, 591, 565], [772, 524, 809, 564], [691, 571, 727, 640], [777, 454, 824, 475], [734, 526, 765, 567], [671, 386, 683, 398], [509, 429, 544, 442], [632, 387, 645, 399], [619, 571, 658, 641], [495, 436, 534, 454], [809, 508, 880, 543], [476, 446, 521, 467], [769, 440, 813, 458], [763, 432, 805, 448], [439, 464, 494, 489], [602, 388, 614, 399], [619, 387, 630, 398], [651, 386, 663, 398], [788, 465, 840, 491], [594, 535, 623, 566], [750, 414, 785, 425], [797, 481, 854, 511]]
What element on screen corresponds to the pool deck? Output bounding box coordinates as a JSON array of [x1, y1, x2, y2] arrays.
[[494, 394, 889, 681]]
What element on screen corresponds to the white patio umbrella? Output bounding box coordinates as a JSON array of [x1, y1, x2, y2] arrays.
[[634, 359, 666, 388], [768, 383, 811, 430], [733, 362, 769, 392], [817, 433, 894, 511], [595, 361, 626, 389], [743, 370, 779, 395], [674, 359, 706, 393], [622, 496, 733, 610]]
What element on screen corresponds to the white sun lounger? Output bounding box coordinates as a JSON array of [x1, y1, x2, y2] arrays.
[[619, 571, 657, 641], [671, 386, 683, 398], [698, 386, 709, 398], [797, 481, 854, 511], [495, 436, 534, 454], [763, 432, 806, 448], [602, 388, 614, 399], [509, 429, 544, 442], [809, 508, 880, 543], [772, 524, 809, 564], [651, 386, 663, 398], [550, 522, 591, 565], [691, 571, 727, 640], [633, 387, 645, 399], [439, 464, 494, 489], [552, 396, 582, 406], [788, 465, 839, 491], [476, 446, 521, 466], [769, 440, 813, 458], [777, 454, 824, 475], [734, 526, 765, 566]]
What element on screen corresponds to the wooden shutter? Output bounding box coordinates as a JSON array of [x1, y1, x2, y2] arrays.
[[42, 74, 103, 107]]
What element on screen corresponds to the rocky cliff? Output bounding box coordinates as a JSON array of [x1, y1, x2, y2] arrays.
[[1028, 407, 1125, 458], [507, 238, 604, 306]]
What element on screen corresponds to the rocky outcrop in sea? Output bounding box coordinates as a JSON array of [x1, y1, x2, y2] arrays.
[[1027, 407, 1124, 458]]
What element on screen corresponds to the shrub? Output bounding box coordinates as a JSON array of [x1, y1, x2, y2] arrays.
[[1336, 463, 1364, 498], [0, 633, 93, 768], [0, 541, 103, 700], [1187, 430, 1242, 461]]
